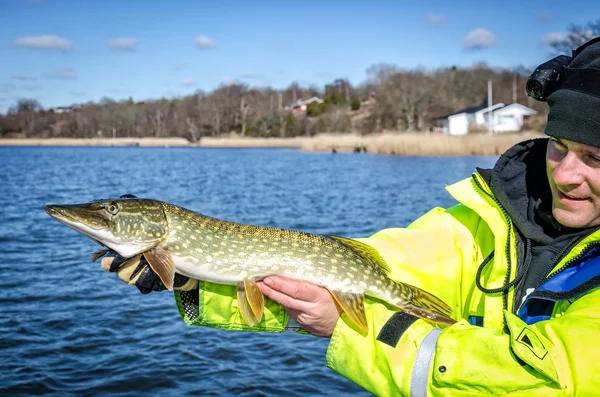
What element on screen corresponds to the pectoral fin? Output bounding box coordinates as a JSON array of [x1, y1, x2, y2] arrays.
[[143, 247, 176, 291], [329, 290, 368, 333], [91, 249, 109, 262], [243, 278, 264, 321], [237, 283, 260, 326]]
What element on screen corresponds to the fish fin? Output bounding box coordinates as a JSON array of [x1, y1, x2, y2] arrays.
[[389, 280, 455, 325], [329, 290, 368, 333], [143, 247, 176, 291], [237, 284, 259, 326], [327, 235, 391, 274], [243, 278, 264, 322], [403, 303, 457, 327], [405, 281, 453, 317], [91, 249, 109, 262]]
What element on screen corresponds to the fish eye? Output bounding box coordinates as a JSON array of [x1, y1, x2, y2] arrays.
[[106, 202, 119, 215]]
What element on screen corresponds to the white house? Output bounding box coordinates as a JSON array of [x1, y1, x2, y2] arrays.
[[441, 102, 537, 135], [285, 97, 324, 113]]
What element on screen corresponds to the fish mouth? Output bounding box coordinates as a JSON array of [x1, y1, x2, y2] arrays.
[[45, 204, 155, 258], [45, 204, 110, 241]]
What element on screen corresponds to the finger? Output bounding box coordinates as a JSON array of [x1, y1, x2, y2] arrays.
[[260, 276, 325, 303], [100, 256, 115, 272], [257, 281, 314, 312], [116, 255, 143, 283], [134, 266, 163, 293], [128, 265, 145, 285], [175, 278, 199, 291], [101, 251, 129, 272]]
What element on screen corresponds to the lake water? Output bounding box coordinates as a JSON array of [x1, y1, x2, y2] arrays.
[[0, 146, 497, 396]]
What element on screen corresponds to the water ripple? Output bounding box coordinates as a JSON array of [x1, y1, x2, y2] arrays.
[[0, 146, 497, 396]]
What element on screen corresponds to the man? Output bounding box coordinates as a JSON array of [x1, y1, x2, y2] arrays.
[[109, 38, 600, 396]]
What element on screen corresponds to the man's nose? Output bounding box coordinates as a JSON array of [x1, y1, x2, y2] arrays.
[[553, 152, 585, 186]]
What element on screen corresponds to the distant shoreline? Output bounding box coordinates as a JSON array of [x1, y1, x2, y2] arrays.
[[0, 137, 305, 148], [0, 132, 545, 156]]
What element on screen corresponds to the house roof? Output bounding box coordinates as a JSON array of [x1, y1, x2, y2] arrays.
[[434, 103, 492, 120], [437, 102, 538, 120], [294, 96, 323, 105], [493, 103, 538, 115], [442, 103, 489, 118]]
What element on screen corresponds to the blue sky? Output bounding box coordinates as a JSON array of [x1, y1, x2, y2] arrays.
[[0, 0, 598, 113]]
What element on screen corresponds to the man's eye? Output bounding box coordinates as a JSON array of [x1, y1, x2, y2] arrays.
[[551, 139, 566, 150]]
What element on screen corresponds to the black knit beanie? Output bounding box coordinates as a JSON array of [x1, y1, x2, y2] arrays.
[[544, 39, 600, 147]]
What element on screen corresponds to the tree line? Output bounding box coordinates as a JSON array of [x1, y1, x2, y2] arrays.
[[2, 20, 596, 140], [0, 65, 547, 140]]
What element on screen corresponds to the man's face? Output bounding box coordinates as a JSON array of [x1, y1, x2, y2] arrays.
[[546, 137, 600, 228]]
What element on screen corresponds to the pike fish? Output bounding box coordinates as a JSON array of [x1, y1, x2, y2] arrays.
[[45, 197, 456, 331]]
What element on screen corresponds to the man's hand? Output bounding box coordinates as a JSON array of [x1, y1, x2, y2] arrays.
[[257, 276, 341, 337], [99, 250, 198, 294]]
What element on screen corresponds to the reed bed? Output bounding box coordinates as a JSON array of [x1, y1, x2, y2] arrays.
[[0, 137, 191, 147], [196, 136, 307, 148], [301, 132, 545, 156], [0, 132, 545, 155]]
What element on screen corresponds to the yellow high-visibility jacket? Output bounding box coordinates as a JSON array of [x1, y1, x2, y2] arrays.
[[175, 171, 600, 396]]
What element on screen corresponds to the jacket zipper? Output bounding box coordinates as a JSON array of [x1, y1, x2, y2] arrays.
[[516, 241, 600, 313], [471, 174, 514, 314], [533, 236, 582, 289]]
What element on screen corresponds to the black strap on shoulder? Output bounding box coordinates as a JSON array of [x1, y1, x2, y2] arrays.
[[559, 68, 600, 99], [376, 312, 418, 347]]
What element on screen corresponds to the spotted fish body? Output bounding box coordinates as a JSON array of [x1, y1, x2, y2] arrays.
[[45, 198, 456, 331]]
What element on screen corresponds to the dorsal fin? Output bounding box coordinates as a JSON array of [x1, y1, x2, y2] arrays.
[[327, 235, 391, 274]]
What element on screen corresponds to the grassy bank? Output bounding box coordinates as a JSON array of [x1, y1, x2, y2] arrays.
[[301, 132, 545, 156], [0, 132, 545, 155], [0, 137, 191, 147]]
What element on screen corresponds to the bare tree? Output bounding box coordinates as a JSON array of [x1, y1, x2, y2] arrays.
[[551, 19, 600, 54]]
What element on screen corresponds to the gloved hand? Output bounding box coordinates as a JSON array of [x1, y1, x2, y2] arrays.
[[93, 249, 198, 294]]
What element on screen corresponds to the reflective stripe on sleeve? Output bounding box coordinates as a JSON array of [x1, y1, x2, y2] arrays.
[[410, 328, 442, 397], [282, 316, 302, 333]]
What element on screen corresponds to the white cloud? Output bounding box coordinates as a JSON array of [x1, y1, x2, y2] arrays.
[[12, 74, 37, 81], [426, 13, 447, 26], [70, 92, 85, 96], [47, 68, 76, 79], [181, 78, 196, 87], [540, 32, 568, 46], [220, 76, 234, 85], [195, 35, 216, 49], [108, 37, 137, 51], [14, 34, 73, 51], [19, 84, 42, 91], [238, 72, 264, 79], [315, 71, 333, 78], [463, 28, 497, 50]]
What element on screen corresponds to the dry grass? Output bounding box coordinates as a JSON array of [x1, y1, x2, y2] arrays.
[[0, 132, 546, 155], [0, 137, 191, 147], [195, 136, 308, 148], [302, 132, 545, 156]]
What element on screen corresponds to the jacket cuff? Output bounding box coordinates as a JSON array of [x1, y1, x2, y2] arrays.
[[175, 282, 308, 333]]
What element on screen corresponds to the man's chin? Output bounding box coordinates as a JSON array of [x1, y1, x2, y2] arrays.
[[552, 207, 596, 229]]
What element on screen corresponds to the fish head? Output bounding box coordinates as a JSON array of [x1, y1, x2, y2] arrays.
[[45, 197, 169, 258]]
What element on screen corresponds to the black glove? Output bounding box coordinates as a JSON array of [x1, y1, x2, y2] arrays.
[[96, 250, 198, 294]]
